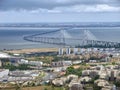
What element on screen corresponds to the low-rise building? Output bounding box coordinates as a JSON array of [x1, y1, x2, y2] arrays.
[[52, 61, 72, 67], [0, 69, 9, 79], [19, 59, 43, 66], [69, 83, 83, 90]]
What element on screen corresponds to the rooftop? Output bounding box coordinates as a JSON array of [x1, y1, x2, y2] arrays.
[[0, 52, 11, 58]]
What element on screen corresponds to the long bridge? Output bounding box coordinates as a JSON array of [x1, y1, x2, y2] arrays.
[[23, 29, 120, 48]]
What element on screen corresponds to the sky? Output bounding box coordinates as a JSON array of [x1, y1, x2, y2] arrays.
[[0, 0, 120, 23]]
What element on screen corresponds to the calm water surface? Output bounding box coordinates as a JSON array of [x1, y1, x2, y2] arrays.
[[0, 27, 120, 50]]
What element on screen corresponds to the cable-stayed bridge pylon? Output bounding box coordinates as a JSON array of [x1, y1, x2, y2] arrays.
[[23, 29, 120, 48]]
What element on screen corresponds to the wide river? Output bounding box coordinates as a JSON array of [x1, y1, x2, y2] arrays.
[[0, 27, 120, 50]]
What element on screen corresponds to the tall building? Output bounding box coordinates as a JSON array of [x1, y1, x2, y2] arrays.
[[58, 48, 64, 55], [66, 48, 71, 55], [73, 48, 78, 54], [0, 60, 2, 67], [87, 48, 92, 52], [110, 71, 115, 81], [80, 48, 85, 53]]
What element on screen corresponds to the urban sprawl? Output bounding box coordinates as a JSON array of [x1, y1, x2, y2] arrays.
[[0, 47, 120, 90]]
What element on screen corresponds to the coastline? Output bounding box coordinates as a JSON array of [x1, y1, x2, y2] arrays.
[[3, 48, 58, 54]]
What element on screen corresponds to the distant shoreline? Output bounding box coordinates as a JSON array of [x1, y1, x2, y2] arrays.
[[3, 48, 58, 54]]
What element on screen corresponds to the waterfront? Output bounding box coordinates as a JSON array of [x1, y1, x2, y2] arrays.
[[0, 26, 120, 50]]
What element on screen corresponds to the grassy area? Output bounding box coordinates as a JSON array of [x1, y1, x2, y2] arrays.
[[4, 86, 65, 90], [39, 71, 45, 77], [3, 64, 32, 71], [26, 56, 53, 64], [23, 86, 65, 90], [4, 48, 58, 54], [0, 84, 66, 90]]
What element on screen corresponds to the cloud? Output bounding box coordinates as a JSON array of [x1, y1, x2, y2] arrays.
[[0, 0, 120, 13], [68, 4, 120, 12], [29, 9, 62, 13], [28, 4, 120, 13], [85, 4, 120, 12]]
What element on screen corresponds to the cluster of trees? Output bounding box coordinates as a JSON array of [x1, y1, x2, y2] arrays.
[[3, 64, 31, 71], [89, 56, 102, 60], [89, 75, 99, 84], [114, 81, 120, 87], [66, 66, 83, 76]]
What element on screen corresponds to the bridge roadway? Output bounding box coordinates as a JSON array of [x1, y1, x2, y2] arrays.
[[85, 40, 120, 48], [23, 36, 120, 48], [23, 29, 120, 48]]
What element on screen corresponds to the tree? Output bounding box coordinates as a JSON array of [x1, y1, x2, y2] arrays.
[[114, 81, 120, 87], [66, 66, 75, 75], [66, 66, 83, 76], [44, 88, 48, 90]]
